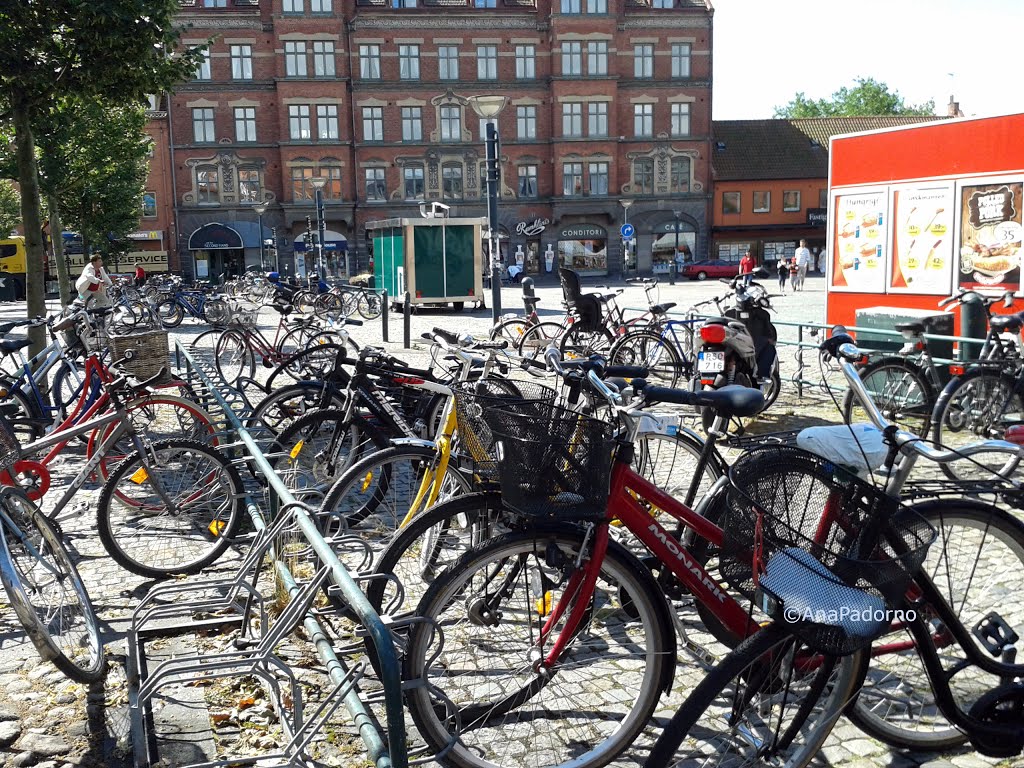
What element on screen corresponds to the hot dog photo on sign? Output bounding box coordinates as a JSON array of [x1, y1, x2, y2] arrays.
[[831, 189, 888, 293], [958, 181, 1023, 293]]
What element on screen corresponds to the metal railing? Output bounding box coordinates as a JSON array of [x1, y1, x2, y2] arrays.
[[126, 342, 407, 768]]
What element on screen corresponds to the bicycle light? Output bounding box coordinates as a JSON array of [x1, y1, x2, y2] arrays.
[[700, 325, 726, 344]]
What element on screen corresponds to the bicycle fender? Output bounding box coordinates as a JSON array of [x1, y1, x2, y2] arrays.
[[389, 437, 436, 450]]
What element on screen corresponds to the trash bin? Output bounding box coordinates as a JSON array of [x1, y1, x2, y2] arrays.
[[855, 306, 954, 363], [0, 272, 18, 302], [959, 293, 987, 361]]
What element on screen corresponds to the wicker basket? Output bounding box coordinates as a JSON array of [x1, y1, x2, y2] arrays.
[[110, 329, 170, 380], [228, 301, 260, 330]]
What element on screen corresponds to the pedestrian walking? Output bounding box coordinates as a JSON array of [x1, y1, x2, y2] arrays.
[[739, 250, 755, 285], [794, 239, 812, 290], [776, 258, 789, 293], [76, 254, 113, 307]]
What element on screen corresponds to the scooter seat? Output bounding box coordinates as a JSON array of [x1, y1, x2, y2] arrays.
[[796, 423, 888, 473], [894, 321, 926, 335], [990, 313, 1024, 333]]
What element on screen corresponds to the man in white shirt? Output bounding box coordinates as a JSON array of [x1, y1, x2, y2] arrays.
[[794, 239, 811, 291]]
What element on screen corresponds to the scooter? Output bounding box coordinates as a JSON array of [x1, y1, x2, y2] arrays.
[[695, 268, 781, 433]]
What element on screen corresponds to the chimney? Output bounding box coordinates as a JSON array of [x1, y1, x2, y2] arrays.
[[947, 94, 964, 117]]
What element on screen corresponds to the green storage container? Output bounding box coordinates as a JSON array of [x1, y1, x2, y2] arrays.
[[855, 305, 954, 362], [367, 216, 485, 309]]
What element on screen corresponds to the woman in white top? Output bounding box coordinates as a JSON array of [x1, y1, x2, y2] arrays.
[[75, 254, 113, 307]]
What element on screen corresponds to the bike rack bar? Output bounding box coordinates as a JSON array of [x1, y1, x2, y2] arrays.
[[126, 342, 407, 768]]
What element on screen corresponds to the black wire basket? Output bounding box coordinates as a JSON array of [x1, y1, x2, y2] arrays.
[[452, 380, 559, 482], [482, 397, 616, 521], [721, 445, 936, 655]]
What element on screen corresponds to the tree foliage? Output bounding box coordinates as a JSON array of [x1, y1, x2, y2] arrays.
[[773, 77, 935, 118], [0, 180, 18, 236], [0, 0, 202, 333]]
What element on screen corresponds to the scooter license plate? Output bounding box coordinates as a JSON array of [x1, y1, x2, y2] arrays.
[[698, 351, 725, 372]]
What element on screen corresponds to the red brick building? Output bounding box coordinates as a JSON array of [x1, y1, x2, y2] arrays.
[[159, 0, 714, 281]]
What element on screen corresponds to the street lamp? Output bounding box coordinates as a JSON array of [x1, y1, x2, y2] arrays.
[[671, 209, 683, 285], [468, 94, 508, 323], [253, 203, 267, 272], [309, 176, 327, 283]]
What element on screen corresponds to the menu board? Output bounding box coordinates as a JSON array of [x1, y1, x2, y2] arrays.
[[889, 184, 955, 295], [957, 180, 1023, 293], [831, 189, 889, 293]]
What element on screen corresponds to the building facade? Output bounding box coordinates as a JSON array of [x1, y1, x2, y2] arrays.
[[709, 117, 945, 271], [161, 0, 714, 281]]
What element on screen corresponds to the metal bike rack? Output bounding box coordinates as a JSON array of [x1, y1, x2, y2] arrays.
[[124, 342, 407, 768]]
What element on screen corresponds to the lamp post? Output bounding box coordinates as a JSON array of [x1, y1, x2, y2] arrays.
[[468, 94, 508, 323], [309, 176, 327, 283], [253, 203, 267, 272], [671, 209, 683, 285], [620, 199, 633, 275]]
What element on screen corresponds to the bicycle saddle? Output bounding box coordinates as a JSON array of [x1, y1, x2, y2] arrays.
[[760, 547, 887, 639], [796, 423, 888, 473], [638, 382, 764, 417], [990, 313, 1024, 333], [523, 296, 541, 311], [272, 303, 294, 315], [649, 302, 678, 315], [894, 321, 926, 335], [87, 307, 113, 318], [0, 337, 32, 354]]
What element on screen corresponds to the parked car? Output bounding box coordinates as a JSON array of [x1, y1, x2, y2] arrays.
[[682, 259, 740, 281]]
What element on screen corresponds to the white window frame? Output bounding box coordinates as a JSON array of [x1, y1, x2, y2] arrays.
[[753, 190, 771, 213], [783, 190, 802, 212], [312, 41, 335, 77], [234, 107, 256, 142], [285, 41, 307, 77], [317, 104, 339, 139], [477, 45, 498, 80], [230, 45, 252, 80]]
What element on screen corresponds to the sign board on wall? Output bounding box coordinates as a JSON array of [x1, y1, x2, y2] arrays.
[[888, 184, 955, 295], [830, 188, 889, 293], [956, 179, 1023, 293]]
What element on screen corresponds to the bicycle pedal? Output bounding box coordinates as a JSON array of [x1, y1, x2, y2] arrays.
[[973, 611, 1020, 657]]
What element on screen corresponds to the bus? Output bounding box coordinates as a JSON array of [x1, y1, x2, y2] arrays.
[[0, 236, 26, 300]]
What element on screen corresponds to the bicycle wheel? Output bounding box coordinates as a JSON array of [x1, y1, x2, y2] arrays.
[[156, 300, 184, 328], [560, 323, 614, 359], [404, 527, 672, 768], [313, 293, 345, 322], [51, 360, 96, 423], [318, 443, 474, 539], [0, 383, 45, 443], [609, 329, 682, 388], [270, 343, 347, 386], [269, 409, 390, 501], [96, 438, 245, 579], [931, 368, 1023, 479], [646, 625, 863, 768], [0, 489, 105, 682], [848, 500, 1024, 750], [293, 291, 318, 314], [249, 382, 347, 436], [517, 321, 566, 370], [90, 394, 220, 482], [203, 298, 230, 326], [215, 329, 256, 388], [842, 358, 933, 438], [358, 291, 382, 320]]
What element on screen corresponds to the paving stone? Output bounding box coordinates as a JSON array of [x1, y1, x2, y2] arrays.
[[0, 677, 29, 695], [0, 720, 22, 748], [0, 708, 19, 722], [52, 694, 76, 706], [16, 734, 70, 758], [11, 751, 38, 768]]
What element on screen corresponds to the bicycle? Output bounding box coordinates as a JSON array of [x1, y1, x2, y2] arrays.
[[645, 332, 1024, 764], [214, 302, 361, 388], [841, 288, 1016, 438], [0, 419, 104, 682], [1, 357, 244, 580], [155, 284, 231, 328]]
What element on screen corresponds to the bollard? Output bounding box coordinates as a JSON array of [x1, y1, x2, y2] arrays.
[[521, 277, 535, 311], [381, 289, 389, 343], [403, 291, 411, 349], [669, 262, 676, 286]]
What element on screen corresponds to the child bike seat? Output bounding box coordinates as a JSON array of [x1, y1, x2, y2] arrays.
[[760, 547, 887, 639], [796, 423, 888, 473]]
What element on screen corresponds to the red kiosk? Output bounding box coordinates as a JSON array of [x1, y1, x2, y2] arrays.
[[826, 113, 1024, 338]]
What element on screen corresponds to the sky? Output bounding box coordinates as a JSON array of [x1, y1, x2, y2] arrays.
[[711, 0, 1024, 121]]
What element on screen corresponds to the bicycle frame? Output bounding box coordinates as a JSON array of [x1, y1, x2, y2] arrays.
[[5, 336, 85, 420]]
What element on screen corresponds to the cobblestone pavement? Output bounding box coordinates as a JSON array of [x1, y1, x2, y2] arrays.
[[0, 276, 1013, 767]]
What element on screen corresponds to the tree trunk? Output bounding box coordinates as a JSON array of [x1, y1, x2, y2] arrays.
[[48, 194, 71, 306], [13, 100, 47, 354]]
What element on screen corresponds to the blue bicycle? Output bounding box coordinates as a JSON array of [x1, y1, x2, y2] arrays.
[[155, 286, 230, 328]]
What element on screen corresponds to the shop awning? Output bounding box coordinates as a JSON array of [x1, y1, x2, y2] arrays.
[[652, 232, 691, 251], [188, 223, 243, 250], [294, 230, 348, 252]]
